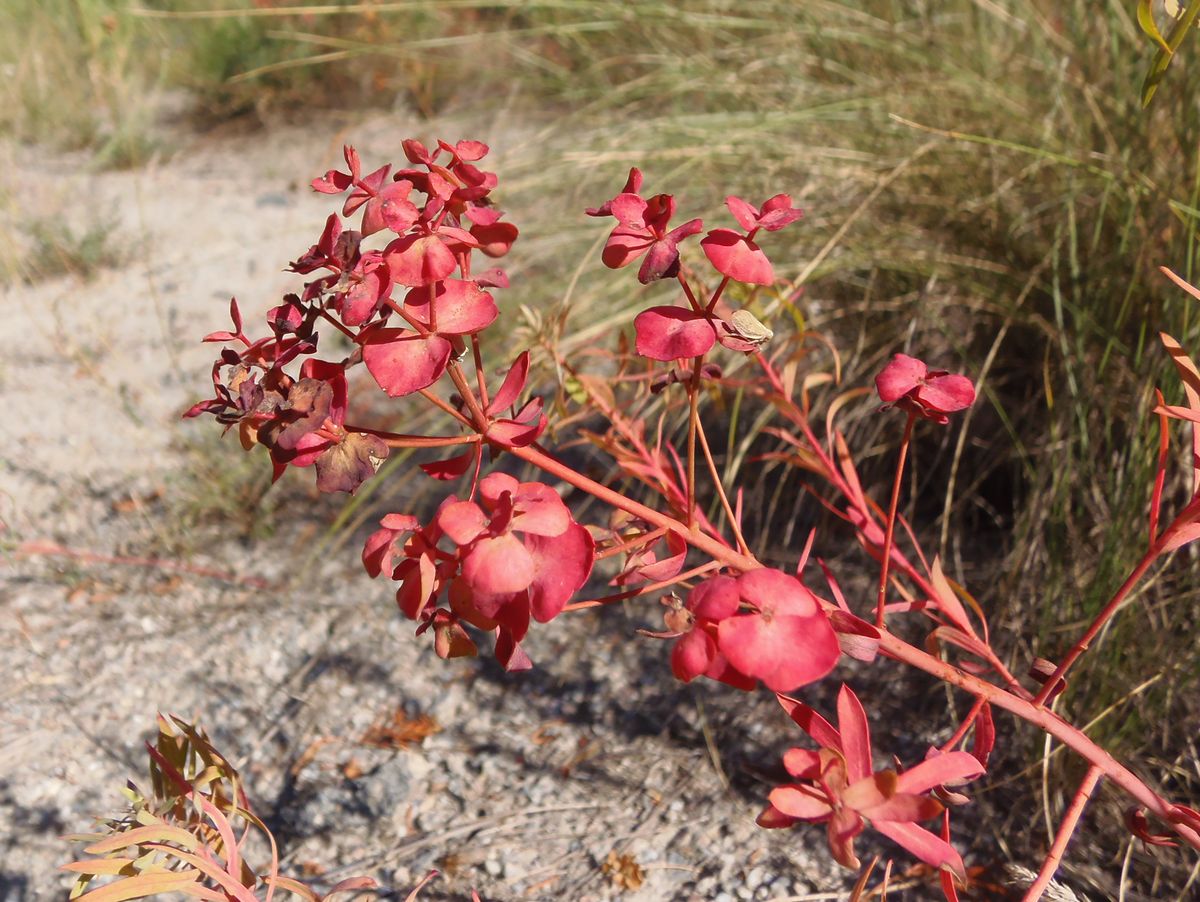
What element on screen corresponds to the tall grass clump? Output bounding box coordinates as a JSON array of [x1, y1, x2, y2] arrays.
[[0, 0, 167, 165]]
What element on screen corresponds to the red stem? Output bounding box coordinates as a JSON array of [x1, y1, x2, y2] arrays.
[[1030, 499, 1200, 707], [344, 426, 480, 449], [1019, 765, 1103, 902], [564, 561, 721, 611], [596, 526, 668, 561], [694, 406, 752, 556], [877, 410, 916, 627], [940, 696, 987, 753], [686, 357, 703, 529]]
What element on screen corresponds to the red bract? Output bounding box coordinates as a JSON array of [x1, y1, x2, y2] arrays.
[[433, 474, 594, 670], [593, 181, 703, 284], [671, 569, 839, 692], [725, 193, 803, 232], [360, 326, 453, 398], [875, 354, 976, 423], [634, 306, 718, 361], [760, 685, 985, 881], [403, 279, 498, 335], [700, 228, 774, 286]]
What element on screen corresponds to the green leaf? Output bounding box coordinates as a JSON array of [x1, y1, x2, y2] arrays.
[[1137, 0, 1172, 53], [1142, 0, 1200, 106]]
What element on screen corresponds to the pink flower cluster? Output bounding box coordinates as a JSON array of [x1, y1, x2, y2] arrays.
[[587, 169, 802, 362], [364, 473, 594, 671], [669, 569, 839, 693]]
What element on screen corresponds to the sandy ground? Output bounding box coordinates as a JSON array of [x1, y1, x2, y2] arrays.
[[0, 119, 869, 901]]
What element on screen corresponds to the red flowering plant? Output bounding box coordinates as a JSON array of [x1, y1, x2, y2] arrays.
[[173, 139, 1200, 900]]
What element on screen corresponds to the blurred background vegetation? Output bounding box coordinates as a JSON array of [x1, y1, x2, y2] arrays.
[[5, 0, 1199, 895]]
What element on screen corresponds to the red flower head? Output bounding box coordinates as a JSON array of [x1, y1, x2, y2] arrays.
[[590, 170, 703, 284], [875, 354, 976, 424], [759, 685, 985, 881], [670, 569, 840, 692], [439, 473, 594, 670]]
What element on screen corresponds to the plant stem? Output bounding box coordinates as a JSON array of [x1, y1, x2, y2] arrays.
[[695, 409, 751, 555], [686, 357, 703, 529], [1020, 765, 1103, 902], [595, 526, 668, 561], [1030, 498, 1200, 707], [417, 388, 472, 427], [471, 335, 490, 410], [564, 561, 721, 611], [344, 426, 480, 449], [877, 631, 1200, 851], [511, 443, 758, 572], [877, 410, 916, 627], [940, 696, 986, 753]]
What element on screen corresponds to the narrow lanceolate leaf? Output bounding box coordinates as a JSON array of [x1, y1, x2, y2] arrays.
[[488, 351, 530, 415], [928, 556, 978, 639], [776, 693, 842, 749], [60, 858, 138, 876], [894, 751, 985, 795], [262, 875, 321, 901], [83, 825, 200, 855], [73, 869, 208, 902], [872, 820, 967, 882], [836, 685, 873, 782], [1160, 331, 1200, 493], [1137, 0, 1172, 52]]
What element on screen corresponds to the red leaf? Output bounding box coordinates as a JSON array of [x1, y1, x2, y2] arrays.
[[361, 328, 452, 397], [470, 220, 519, 258], [495, 629, 533, 672], [341, 263, 391, 327], [688, 575, 741, 621], [671, 628, 717, 682], [462, 533, 535, 595], [634, 307, 717, 361], [384, 234, 458, 287], [837, 685, 873, 782], [525, 521, 594, 622], [894, 751, 984, 795], [876, 354, 927, 402], [437, 500, 490, 545], [776, 694, 842, 749], [828, 610, 881, 663], [404, 279, 498, 335], [700, 228, 774, 285], [769, 785, 835, 820], [488, 351, 530, 415], [420, 449, 476, 481], [872, 821, 966, 882], [971, 702, 995, 767]]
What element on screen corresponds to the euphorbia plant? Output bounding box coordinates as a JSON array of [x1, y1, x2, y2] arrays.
[[179, 138, 1200, 899]]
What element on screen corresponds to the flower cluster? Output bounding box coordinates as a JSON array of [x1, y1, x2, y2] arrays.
[[759, 685, 985, 881], [364, 473, 594, 671], [668, 569, 840, 693], [185, 140, 528, 493], [587, 169, 802, 363]]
